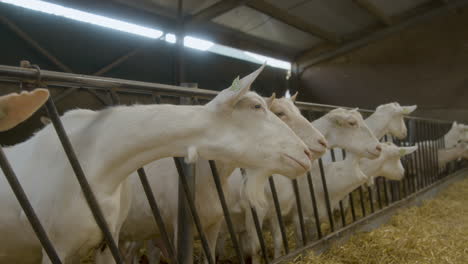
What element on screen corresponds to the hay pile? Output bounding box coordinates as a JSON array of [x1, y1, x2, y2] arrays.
[[291, 176, 468, 264]]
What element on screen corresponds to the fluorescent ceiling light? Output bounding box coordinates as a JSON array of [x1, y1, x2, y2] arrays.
[[244, 51, 291, 70], [184, 36, 213, 51], [0, 0, 163, 39], [1, 0, 290, 70], [164, 34, 213, 51], [164, 33, 176, 44]]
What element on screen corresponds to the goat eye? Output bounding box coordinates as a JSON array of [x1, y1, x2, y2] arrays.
[[348, 121, 357, 127], [254, 104, 262, 109], [275, 112, 285, 117]]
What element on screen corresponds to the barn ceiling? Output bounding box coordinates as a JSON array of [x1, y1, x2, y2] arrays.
[[6, 0, 468, 71], [99, 0, 468, 70]]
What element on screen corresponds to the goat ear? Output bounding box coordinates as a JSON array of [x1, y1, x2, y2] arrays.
[[330, 113, 349, 127], [290, 91, 298, 102], [208, 63, 266, 111], [0, 89, 49, 132], [452, 121, 458, 128], [399, 146, 418, 157], [265, 93, 275, 109], [401, 105, 417, 115]]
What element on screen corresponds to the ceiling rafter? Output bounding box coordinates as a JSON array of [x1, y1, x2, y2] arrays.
[[352, 0, 393, 25], [186, 0, 251, 25], [245, 0, 340, 43]]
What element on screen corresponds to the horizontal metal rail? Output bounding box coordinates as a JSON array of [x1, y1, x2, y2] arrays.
[[0, 64, 453, 123]]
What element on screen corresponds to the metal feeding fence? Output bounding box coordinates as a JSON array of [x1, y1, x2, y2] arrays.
[[0, 63, 465, 264]]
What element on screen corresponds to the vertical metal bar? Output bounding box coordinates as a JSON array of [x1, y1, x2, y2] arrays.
[[329, 149, 346, 227], [432, 122, 439, 182], [292, 179, 307, 244], [376, 177, 383, 209], [250, 207, 270, 264], [383, 178, 390, 206], [44, 99, 124, 264], [422, 121, 431, 185], [176, 162, 194, 264], [338, 201, 346, 227], [208, 161, 245, 264], [431, 122, 437, 181], [137, 168, 178, 264], [342, 149, 356, 222], [348, 193, 356, 221], [0, 147, 62, 264], [417, 120, 427, 188], [357, 186, 366, 217], [176, 82, 196, 264], [367, 186, 375, 213], [268, 176, 289, 254], [427, 122, 435, 184], [173, 157, 214, 264], [318, 158, 335, 232], [306, 172, 322, 239], [436, 123, 442, 179]]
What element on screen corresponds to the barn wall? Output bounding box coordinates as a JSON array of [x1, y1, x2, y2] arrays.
[[300, 6, 468, 123]]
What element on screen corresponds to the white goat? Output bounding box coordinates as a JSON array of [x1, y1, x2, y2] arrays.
[[438, 142, 468, 167], [221, 108, 382, 264], [119, 94, 328, 263], [0, 65, 314, 264]]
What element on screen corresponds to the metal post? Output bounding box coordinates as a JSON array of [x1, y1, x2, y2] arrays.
[[382, 178, 390, 206], [268, 176, 290, 254], [318, 158, 335, 232], [176, 84, 196, 264], [367, 186, 375, 213], [0, 147, 62, 264], [329, 149, 346, 227], [44, 99, 124, 264], [176, 155, 195, 264], [250, 207, 270, 264], [173, 158, 214, 264], [357, 186, 366, 217], [341, 149, 356, 222], [306, 172, 323, 239], [292, 179, 307, 244], [376, 177, 383, 209], [137, 168, 178, 264], [208, 161, 245, 264]]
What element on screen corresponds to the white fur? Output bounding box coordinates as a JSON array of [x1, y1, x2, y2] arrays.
[[119, 96, 327, 263], [222, 108, 382, 263]]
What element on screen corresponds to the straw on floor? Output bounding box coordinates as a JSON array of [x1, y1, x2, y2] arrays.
[[291, 175, 468, 264]]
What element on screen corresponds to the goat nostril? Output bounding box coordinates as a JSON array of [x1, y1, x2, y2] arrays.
[[376, 145, 382, 152], [318, 139, 327, 148]]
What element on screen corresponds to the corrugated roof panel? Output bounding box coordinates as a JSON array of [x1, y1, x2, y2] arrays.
[[367, 0, 430, 17], [267, 0, 378, 37], [213, 6, 322, 51]]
